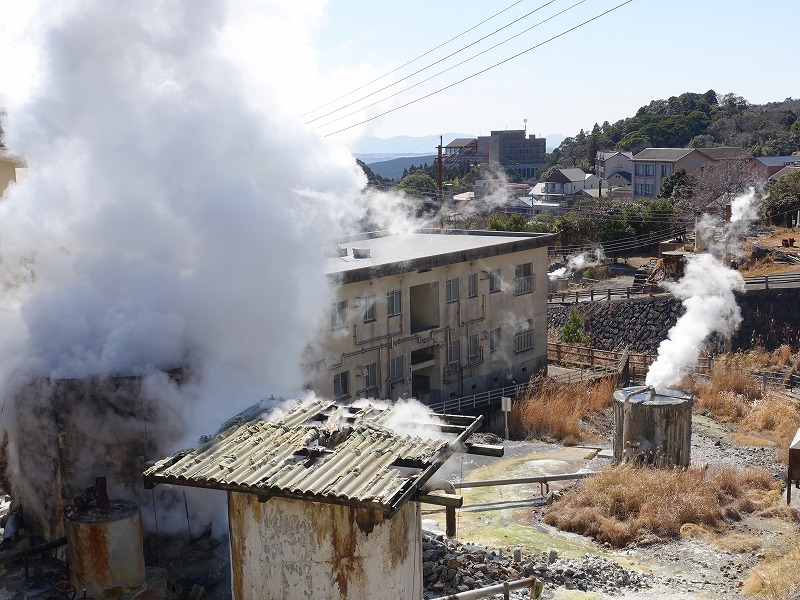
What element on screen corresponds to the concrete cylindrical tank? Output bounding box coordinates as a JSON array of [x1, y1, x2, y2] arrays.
[[66, 500, 146, 596], [612, 386, 692, 467]]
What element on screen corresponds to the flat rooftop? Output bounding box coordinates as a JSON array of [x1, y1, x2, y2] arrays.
[[327, 229, 556, 284]]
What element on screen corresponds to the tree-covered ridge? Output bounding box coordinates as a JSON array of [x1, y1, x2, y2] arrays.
[[547, 91, 800, 173]]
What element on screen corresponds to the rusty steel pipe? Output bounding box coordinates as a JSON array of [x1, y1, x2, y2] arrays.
[[434, 576, 542, 600], [451, 472, 594, 489]]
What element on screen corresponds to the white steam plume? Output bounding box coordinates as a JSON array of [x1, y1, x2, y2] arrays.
[[548, 248, 604, 281], [645, 190, 760, 388], [0, 0, 366, 533], [644, 254, 745, 388]]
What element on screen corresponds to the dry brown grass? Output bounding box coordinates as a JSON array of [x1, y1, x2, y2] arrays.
[[740, 395, 800, 463], [743, 547, 800, 599], [544, 464, 777, 548], [509, 378, 615, 442], [691, 350, 785, 423]]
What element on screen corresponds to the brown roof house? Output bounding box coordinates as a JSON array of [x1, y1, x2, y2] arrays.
[[145, 397, 488, 600]]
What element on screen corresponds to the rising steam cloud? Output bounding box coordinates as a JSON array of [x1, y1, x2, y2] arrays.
[[645, 189, 760, 388], [0, 0, 374, 535]]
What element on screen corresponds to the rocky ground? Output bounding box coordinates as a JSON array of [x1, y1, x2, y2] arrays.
[[419, 411, 797, 600]]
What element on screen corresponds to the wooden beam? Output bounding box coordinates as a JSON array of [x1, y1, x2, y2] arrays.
[[415, 491, 463, 508]]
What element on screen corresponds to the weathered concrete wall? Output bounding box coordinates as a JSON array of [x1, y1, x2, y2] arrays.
[[548, 287, 800, 355], [228, 493, 422, 600]]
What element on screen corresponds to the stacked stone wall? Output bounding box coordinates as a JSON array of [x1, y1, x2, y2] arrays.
[[547, 288, 800, 355]]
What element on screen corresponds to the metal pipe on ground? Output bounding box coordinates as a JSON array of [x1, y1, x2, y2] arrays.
[[434, 576, 542, 600], [451, 472, 594, 489]]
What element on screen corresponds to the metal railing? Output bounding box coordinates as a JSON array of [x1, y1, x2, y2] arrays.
[[513, 330, 533, 353], [547, 271, 800, 304], [514, 275, 533, 295]]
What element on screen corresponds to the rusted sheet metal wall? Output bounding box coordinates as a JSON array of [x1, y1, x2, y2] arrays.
[[228, 493, 422, 600]]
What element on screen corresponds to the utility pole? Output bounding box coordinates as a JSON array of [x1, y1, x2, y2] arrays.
[[437, 135, 443, 209]]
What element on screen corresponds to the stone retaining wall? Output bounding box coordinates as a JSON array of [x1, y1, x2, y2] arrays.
[[547, 288, 800, 355]]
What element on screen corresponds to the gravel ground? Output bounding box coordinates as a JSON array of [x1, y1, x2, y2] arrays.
[[421, 410, 796, 600]]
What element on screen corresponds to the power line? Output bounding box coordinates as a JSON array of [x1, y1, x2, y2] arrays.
[[304, 0, 560, 126], [314, 0, 588, 132], [322, 0, 634, 137], [299, 0, 529, 119]]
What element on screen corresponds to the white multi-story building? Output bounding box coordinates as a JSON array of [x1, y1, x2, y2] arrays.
[[305, 229, 556, 406]]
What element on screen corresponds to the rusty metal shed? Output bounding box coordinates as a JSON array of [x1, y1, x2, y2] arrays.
[[143, 397, 483, 516]]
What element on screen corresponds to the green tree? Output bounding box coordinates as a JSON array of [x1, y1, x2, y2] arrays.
[[766, 170, 800, 224], [659, 167, 695, 200], [397, 170, 439, 216], [562, 309, 590, 346]]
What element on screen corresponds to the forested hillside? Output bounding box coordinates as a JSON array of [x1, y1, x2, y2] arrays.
[[546, 91, 800, 174]]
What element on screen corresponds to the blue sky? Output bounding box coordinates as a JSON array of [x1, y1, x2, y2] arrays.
[[301, 0, 798, 144], [1, 0, 797, 151]]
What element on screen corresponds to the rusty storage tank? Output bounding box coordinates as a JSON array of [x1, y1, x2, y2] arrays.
[[612, 386, 692, 467], [66, 497, 145, 596], [660, 251, 687, 281]]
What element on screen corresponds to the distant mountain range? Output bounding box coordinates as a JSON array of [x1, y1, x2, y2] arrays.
[[365, 155, 438, 180]]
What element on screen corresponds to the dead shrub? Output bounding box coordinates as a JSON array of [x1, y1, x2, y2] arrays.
[[743, 547, 800, 599], [509, 379, 615, 443], [740, 395, 800, 463], [544, 464, 775, 548]]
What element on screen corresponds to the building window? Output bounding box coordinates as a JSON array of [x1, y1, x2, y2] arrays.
[[361, 363, 377, 390], [334, 371, 349, 399], [331, 300, 347, 330], [363, 295, 376, 322], [514, 263, 534, 295], [661, 163, 673, 177], [489, 269, 502, 293], [448, 338, 461, 364], [513, 319, 534, 353], [468, 273, 478, 298], [645, 163, 654, 176], [634, 164, 644, 176], [387, 289, 402, 316], [445, 277, 459, 303], [469, 333, 479, 361], [390, 355, 404, 382], [489, 327, 501, 352], [635, 183, 644, 195], [645, 183, 655, 195]]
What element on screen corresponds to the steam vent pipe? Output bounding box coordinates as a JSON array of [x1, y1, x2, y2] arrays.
[[65, 500, 145, 596], [612, 386, 692, 467]]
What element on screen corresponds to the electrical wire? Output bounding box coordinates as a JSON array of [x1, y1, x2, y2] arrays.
[[314, 0, 589, 131], [304, 0, 561, 125], [322, 1, 634, 137], [299, 0, 529, 118]]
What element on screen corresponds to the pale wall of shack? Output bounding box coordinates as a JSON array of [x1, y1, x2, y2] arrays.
[[228, 493, 422, 600], [306, 245, 549, 405]]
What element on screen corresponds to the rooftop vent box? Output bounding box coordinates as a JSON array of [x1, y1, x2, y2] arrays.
[[352, 247, 371, 259]]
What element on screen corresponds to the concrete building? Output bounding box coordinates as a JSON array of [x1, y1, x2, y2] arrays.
[[757, 155, 800, 178], [306, 229, 556, 408], [0, 149, 26, 196], [537, 168, 599, 205], [145, 396, 484, 600], [595, 150, 633, 181], [630, 146, 749, 198], [486, 129, 547, 179]]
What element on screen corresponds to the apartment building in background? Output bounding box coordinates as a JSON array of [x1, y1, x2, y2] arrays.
[[630, 146, 749, 198], [305, 229, 556, 406]]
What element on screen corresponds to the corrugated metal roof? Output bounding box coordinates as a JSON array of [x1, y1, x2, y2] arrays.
[[144, 398, 481, 515]]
